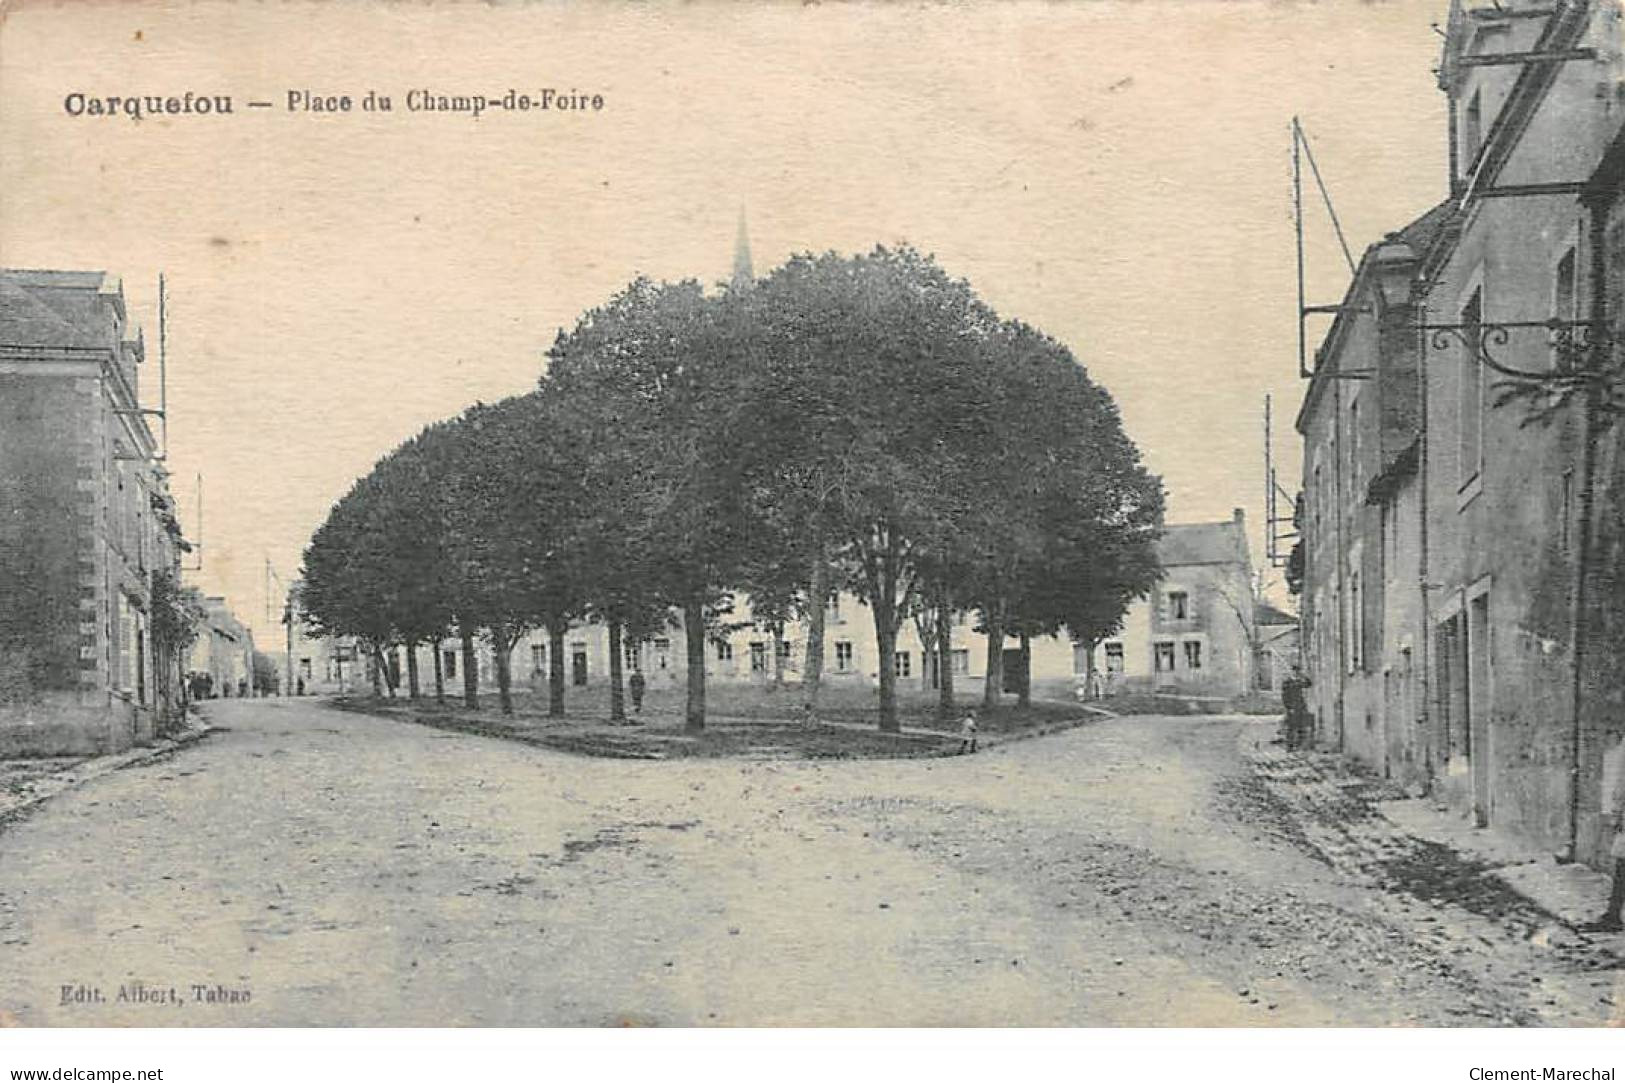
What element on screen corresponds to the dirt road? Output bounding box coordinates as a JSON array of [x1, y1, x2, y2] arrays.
[[0, 698, 1617, 1025]]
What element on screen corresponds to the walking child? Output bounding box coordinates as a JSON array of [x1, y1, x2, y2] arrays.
[[958, 709, 978, 754]]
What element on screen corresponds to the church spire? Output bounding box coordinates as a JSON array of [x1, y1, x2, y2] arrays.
[[731, 206, 754, 291]]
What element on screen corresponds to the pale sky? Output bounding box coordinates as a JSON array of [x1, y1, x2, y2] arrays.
[[0, 0, 1449, 642]]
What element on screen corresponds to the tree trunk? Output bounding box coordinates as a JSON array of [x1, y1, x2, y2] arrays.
[[683, 597, 706, 733], [771, 623, 785, 688], [492, 628, 515, 716], [873, 590, 900, 734], [369, 646, 384, 698], [460, 627, 479, 709], [405, 640, 421, 700], [548, 623, 566, 717], [937, 597, 955, 724], [375, 645, 397, 698], [982, 612, 1004, 709], [432, 641, 445, 704], [608, 620, 626, 723], [1017, 632, 1032, 708], [801, 550, 830, 720]]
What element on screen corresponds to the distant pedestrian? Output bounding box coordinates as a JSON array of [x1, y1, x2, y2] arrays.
[[1581, 734, 1625, 933], [628, 670, 646, 714], [1281, 665, 1311, 750], [958, 709, 978, 755]]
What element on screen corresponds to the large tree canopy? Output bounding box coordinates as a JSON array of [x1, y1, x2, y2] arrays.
[[301, 243, 1164, 733]]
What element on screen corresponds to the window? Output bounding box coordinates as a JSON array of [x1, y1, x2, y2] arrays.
[[1313, 461, 1325, 537], [653, 637, 671, 671], [134, 621, 146, 705], [1554, 247, 1578, 371], [299, 658, 312, 681], [827, 596, 842, 622], [1168, 591, 1189, 621], [531, 644, 546, 675], [443, 649, 457, 680], [1347, 397, 1360, 493], [1105, 642, 1125, 673], [777, 638, 795, 661], [1460, 287, 1484, 486], [951, 649, 970, 675], [1154, 642, 1175, 673], [715, 641, 734, 663], [750, 642, 767, 672], [1561, 469, 1574, 554], [1183, 641, 1203, 670], [894, 651, 912, 678], [835, 642, 854, 671], [1463, 88, 1482, 172], [1348, 571, 1363, 674]]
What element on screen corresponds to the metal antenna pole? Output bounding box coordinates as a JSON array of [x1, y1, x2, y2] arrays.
[[1265, 393, 1274, 563], [158, 274, 169, 460], [1293, 119, 1308, 378]]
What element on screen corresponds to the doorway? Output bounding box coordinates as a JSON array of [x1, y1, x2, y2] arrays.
[[571, 648, 589, 687], [1467, 592, 1492, 827]]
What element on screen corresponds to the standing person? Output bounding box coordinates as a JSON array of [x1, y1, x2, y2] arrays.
[[1281, 665, 1310, 750], [628, 669, 646, 715], [958, 709, 978, 755], [1581, 733, 1625, 933]]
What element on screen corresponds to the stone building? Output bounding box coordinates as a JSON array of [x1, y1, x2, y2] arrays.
[[292, 516, 1260, 707], [1296, 0, 1625, 861], [1087, 511, 1258, 699], [1253, 601, 1300, 694], [0, 269, 185, 754], [186, 597, 255, 699], [293, 590, 1081, 702]]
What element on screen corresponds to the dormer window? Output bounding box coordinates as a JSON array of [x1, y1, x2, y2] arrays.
[[1168, 590, 1189, 621], [1462, 89, 1483, 173]]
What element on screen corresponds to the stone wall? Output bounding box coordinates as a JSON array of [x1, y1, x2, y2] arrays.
[[0, 371, 90, 702]]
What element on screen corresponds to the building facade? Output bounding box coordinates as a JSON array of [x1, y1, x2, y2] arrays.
[[1087, 511, 1259, 699], [1297, 0, 1625, 860], [0, 270, 185, 754], [291, 591, 1081, 701], [288, 515, 1263, 706], [186, 597, 256, 700]]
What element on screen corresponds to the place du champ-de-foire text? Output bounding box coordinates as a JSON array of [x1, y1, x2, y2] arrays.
[[61, 87, 606, 121]]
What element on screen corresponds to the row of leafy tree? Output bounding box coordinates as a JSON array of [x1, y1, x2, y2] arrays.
[[300, 246, 1165, 732]]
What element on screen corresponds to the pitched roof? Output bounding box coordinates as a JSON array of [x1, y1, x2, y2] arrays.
[[1255, 600, 1297, 626], [1156, 518, 1246, 568], [1391, 197, 1457, 255]]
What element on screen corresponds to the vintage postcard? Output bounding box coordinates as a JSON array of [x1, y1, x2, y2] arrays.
[[2, 0, 1624, 1059]]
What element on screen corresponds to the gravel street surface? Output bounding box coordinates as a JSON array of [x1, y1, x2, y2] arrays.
[[0, 697, 1618, 1026]]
